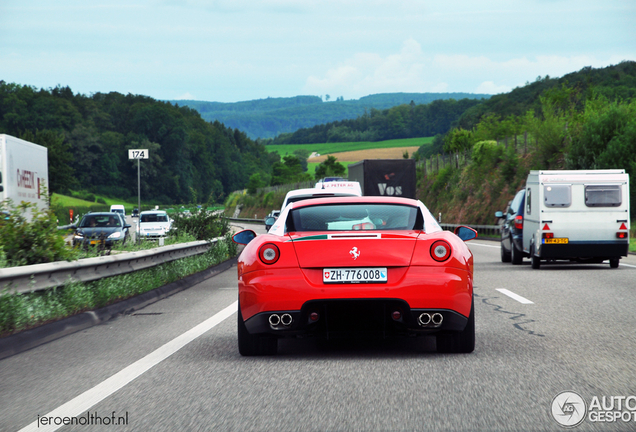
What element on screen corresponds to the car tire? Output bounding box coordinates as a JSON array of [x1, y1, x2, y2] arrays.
[[500, 241, 511, 263], [530, 241, 541, 269], [609, 258, 619, 268], [511, 238, 522, 265], [436, 297, 475, 354], [238, 302, 278, 356]]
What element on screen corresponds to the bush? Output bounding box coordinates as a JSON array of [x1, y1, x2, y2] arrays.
[[169, 208, 230, 241], [0, 200, 77, 266]]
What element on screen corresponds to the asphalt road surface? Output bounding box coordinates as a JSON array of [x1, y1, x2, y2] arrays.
[[2, 230, 635, 431]]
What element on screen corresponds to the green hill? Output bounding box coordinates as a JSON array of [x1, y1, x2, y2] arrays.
[[169, 92, 491, 139]]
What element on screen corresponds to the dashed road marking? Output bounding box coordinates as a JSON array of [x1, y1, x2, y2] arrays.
[[496, 288, 534, 304]]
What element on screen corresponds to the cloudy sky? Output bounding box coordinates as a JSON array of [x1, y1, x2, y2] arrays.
[[1, 1, 634, 102]]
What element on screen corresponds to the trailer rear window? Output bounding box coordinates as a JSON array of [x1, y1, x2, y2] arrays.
[[543, 184, 571, 207], [585, 185, 622, 207]]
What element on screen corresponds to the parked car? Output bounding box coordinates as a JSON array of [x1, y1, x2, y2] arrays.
[[72, 212, 131, 248], [264, 210, 280, 231], [232, 196, 477, 356], [495, 189, 526, 264], [137, 210, 172, 239]]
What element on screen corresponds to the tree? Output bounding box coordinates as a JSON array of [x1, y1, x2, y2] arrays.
[[270, 155, 312, 185], [314, 155, 345, 180], [20, 129, 77, 193]]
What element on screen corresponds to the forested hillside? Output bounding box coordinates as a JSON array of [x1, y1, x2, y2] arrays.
[[269, 98, 483, 145], [418, 61, 636, 224], [171, 92, 490, 139], [456, 61, 636, 131], [0, 82, 278, 204]]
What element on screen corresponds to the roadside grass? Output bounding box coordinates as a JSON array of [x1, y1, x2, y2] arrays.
[[0, 235, 237, 337], [52, 193, 137, 209], [266, 137, 434, 157]]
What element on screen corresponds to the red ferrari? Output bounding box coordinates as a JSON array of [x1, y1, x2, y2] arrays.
[[232, 196, 477, 355]]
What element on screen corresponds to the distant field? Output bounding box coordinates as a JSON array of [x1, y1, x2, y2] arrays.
[[266, 137, 433, 157], [52, 193, 137, 209], [308, 146, 421, 163]]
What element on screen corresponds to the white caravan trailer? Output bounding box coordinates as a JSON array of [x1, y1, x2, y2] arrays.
[[523, 170, 630, 269]]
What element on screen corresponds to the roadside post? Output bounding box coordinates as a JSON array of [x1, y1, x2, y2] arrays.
[[128, 149, 149, 242]]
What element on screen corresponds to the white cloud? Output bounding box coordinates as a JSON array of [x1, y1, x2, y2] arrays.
[[303, 39, 439, 98], [305, 40, 636, 99], [175, 92, 195, 100], [475, 81, 509, 94]]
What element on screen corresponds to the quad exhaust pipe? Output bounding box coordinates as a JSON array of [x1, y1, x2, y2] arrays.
[[269, 313, 293, 328], [418, 312, 443, 327]]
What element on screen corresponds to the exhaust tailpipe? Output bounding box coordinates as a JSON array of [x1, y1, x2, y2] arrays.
[[432, 313, 443, 326], [281, 313, 293, 326], [418, 313, 431, 326], [269, 314, 280, 326]]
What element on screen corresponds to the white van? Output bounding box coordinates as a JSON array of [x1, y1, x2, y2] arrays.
[[110, 204, 126, 217], [523, 169, 630, 269]]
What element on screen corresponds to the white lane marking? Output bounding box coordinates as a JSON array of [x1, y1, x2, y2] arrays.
[[496, 288, 534, 304], [620, 263, 636, 268], [18, 301, 238, 432], [468, 242, 500, 249]]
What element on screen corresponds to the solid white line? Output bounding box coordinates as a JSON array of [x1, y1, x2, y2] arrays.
[[620, 263, 636, 268], [18, 301, 238, 432], [496, 288, 534, 304]]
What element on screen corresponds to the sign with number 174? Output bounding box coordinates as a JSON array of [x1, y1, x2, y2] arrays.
[[128, 149, 149, 159]]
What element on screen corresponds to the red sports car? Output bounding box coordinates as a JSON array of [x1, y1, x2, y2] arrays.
[[232, 196, 477, 355]]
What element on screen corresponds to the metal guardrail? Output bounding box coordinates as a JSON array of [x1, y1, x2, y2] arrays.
[[0, 220, 497, 295], [440, 223, 501, 237], [225, 217, 265, 224], [0, 238, 219, 294]]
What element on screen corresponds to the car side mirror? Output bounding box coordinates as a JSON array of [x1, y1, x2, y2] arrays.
[[232, 229, 257, 245], [125, 224, 131, 229], [265, 217, 276, 225], [454, 226, 478, 242], [494, 211, 503, 218]]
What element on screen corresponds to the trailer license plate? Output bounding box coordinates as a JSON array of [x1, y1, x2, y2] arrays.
[[323, 268, 387, 284], [543, 238, 568, 244]]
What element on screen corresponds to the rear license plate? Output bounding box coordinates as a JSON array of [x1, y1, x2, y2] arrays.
[[323, 268, 387, 284], [543, 238, 568, 244]]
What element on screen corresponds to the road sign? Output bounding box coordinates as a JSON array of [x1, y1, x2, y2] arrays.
[[128, 149, 149, 159]]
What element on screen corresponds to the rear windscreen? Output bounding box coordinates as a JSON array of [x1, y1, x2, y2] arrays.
[[289, 203, 423, 231], [544, 184, 571, 207], [585, 185, 622, 207]]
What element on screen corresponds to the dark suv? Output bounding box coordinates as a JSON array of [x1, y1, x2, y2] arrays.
[[495, 189, 526, 264]]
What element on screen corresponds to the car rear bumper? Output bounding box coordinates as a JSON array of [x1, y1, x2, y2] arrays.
[[244, 298, 470, 336], [539, 240, 629, 259], [238, 265, 472, 326]]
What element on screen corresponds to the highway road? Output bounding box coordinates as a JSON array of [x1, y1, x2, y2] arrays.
[[1, 226, 635, 431]]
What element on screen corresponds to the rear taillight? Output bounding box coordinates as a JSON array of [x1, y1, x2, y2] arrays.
[[430, 240, 451, 262], [617, 232, 628, 239], [542, 232, 554, 239], [514, 215, 523, 230], [259, 243, 280, 264]]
